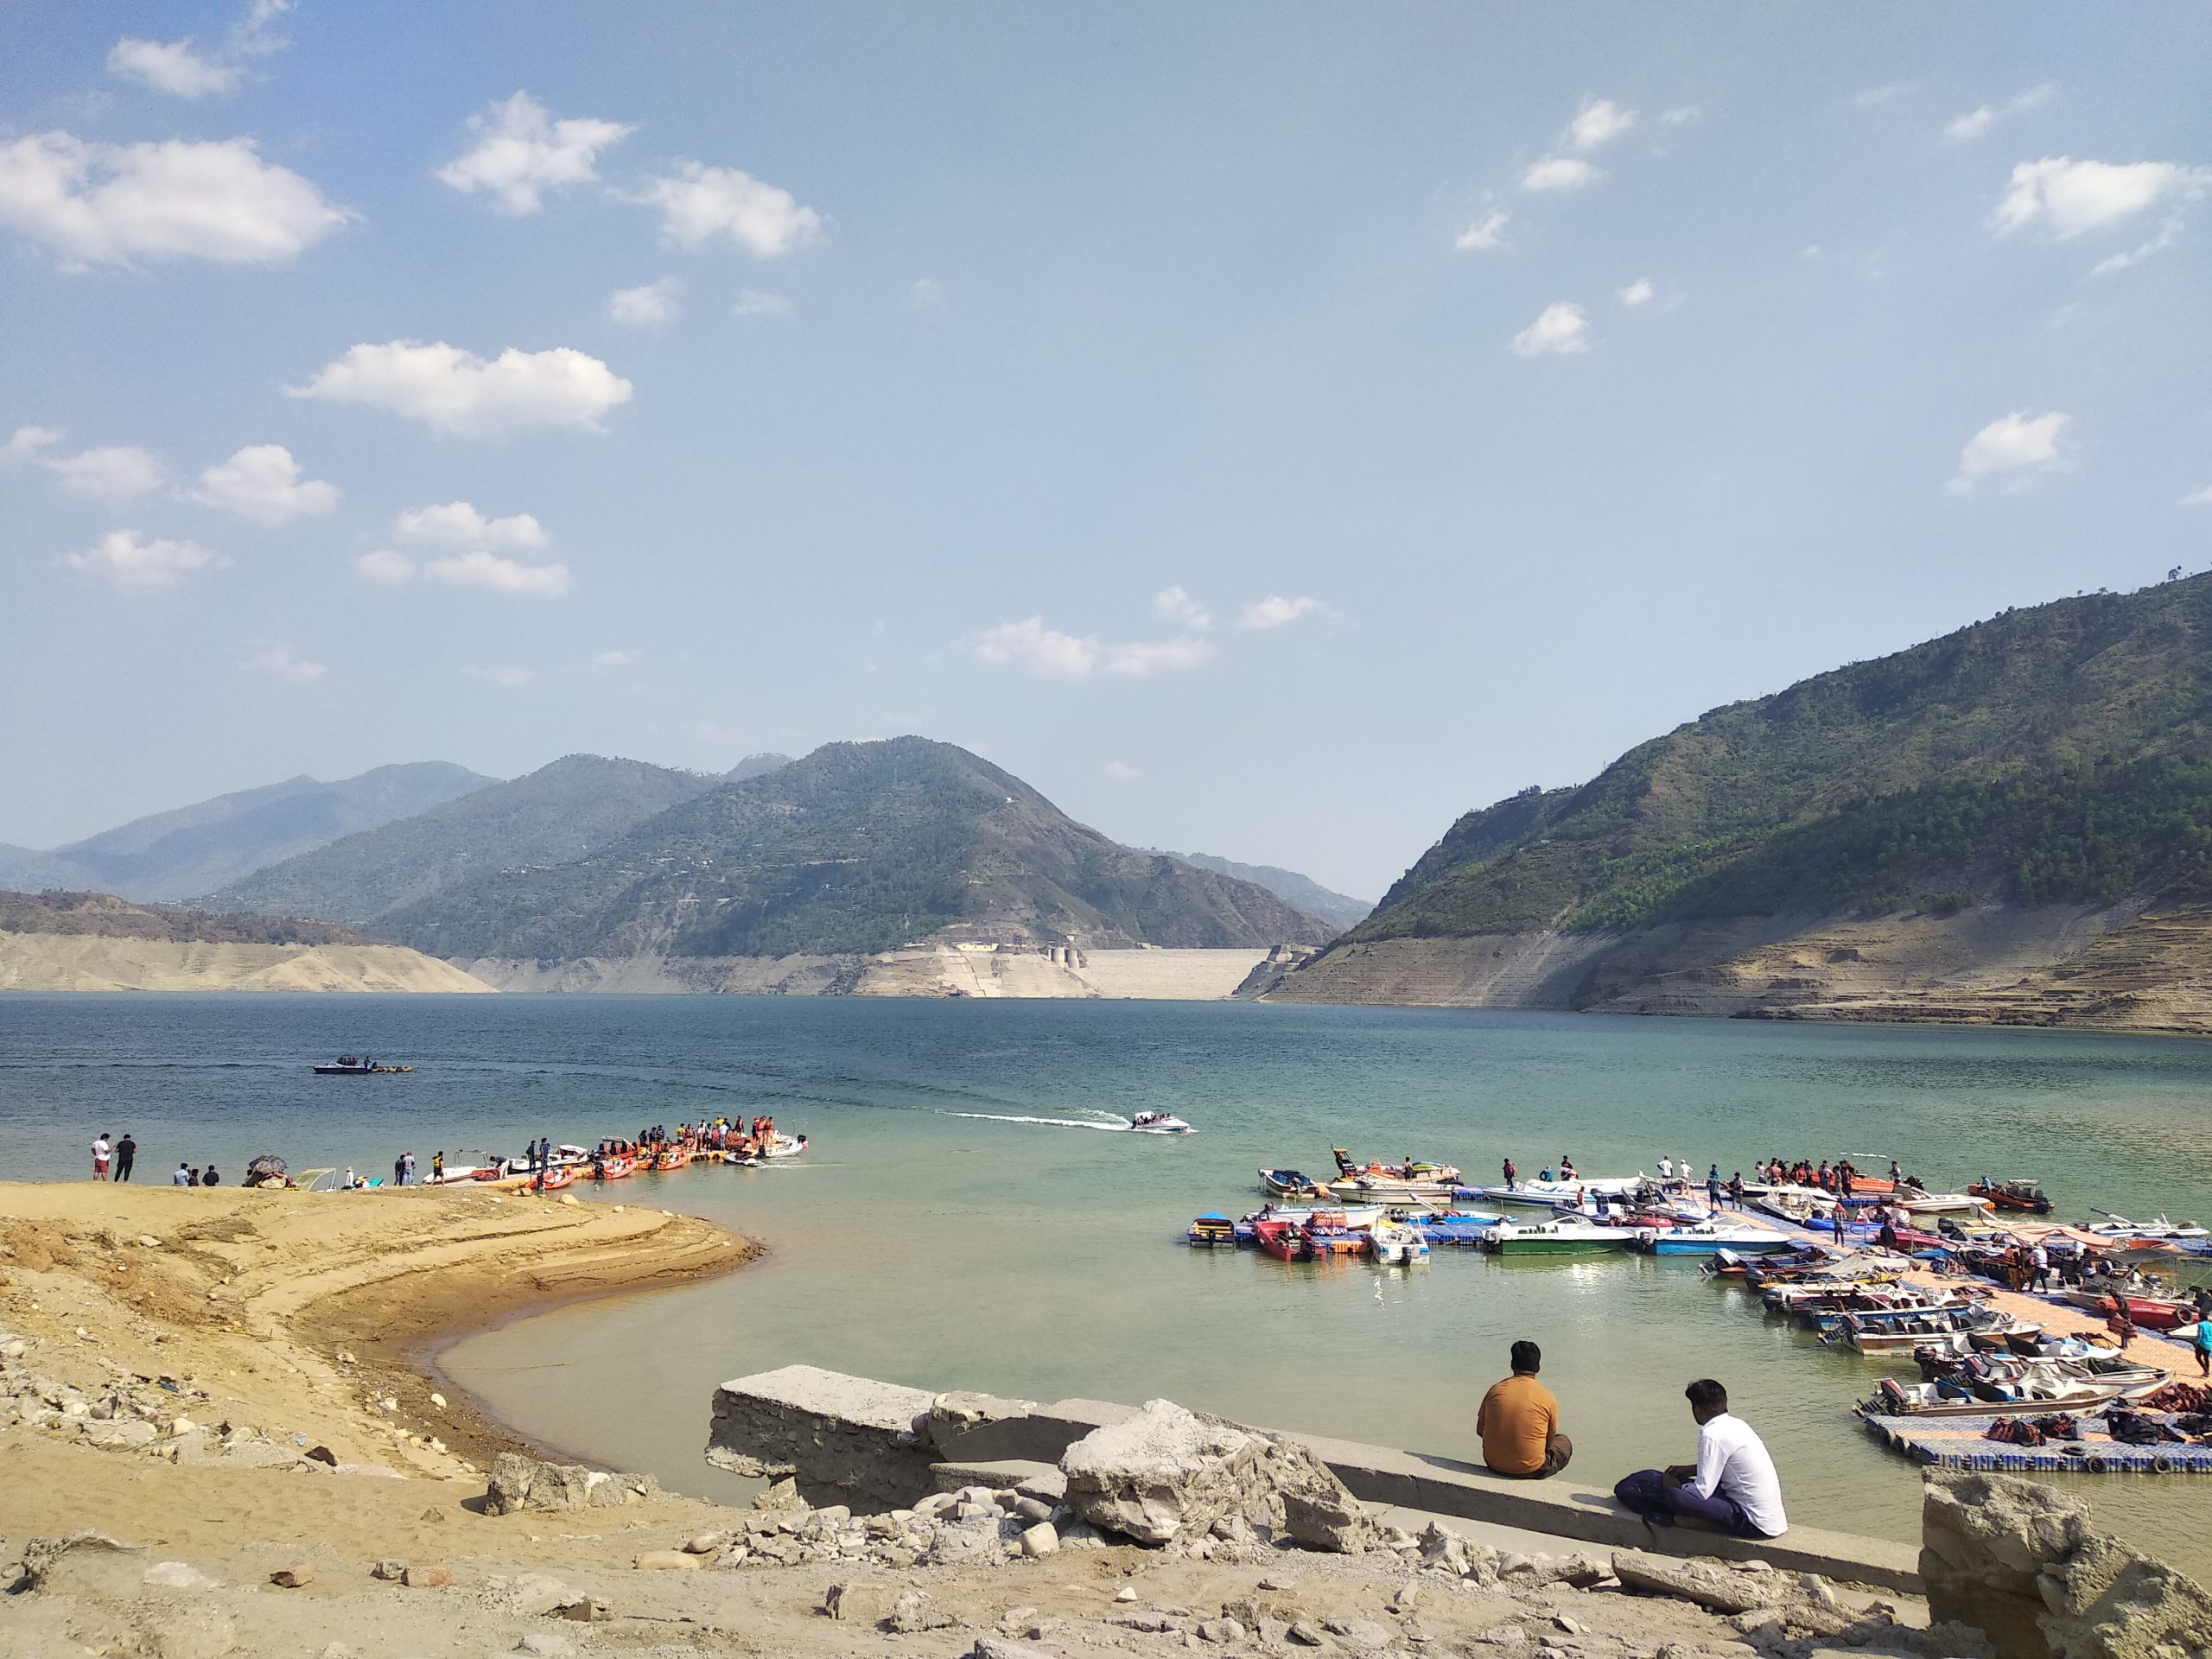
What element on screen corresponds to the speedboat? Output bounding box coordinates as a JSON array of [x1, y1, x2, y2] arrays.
[[1186, 1212, 1237, 1247], [1128, 1111, 1192, 1135], [2084, 1214, 2209, 1243], [1632, 1223, 1796, 1256], [763, 1134, 808, 1158], [1865, 1353, 2168, 1417], [1967, 1179, 2054, 1215], [1369, 1219, 1430, 1266], [1260, 1168, 1328, 1198], [311, 1054, 413, 1076], [2060, 1287, 2198, 1331], [1478, 1216, 1642, 1256]]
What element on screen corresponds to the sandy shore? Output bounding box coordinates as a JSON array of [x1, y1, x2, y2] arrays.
[[0, 1180, 1951, 1659]]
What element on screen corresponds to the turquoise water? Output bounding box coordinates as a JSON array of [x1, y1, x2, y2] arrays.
[[5, 994, 2209, 1573]]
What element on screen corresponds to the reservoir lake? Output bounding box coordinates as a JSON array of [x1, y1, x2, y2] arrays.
[[5, 993, 2209, 1575]]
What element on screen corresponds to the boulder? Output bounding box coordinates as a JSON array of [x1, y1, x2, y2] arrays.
[[19, 1530, 143, 1594], [484, 1452, 658, 1516], [709, 1364, 940, 1511], [1058, 1397, 1364, 1547], [1281, 1485, 1381, 1554], [888, 1589, 957, 1633]]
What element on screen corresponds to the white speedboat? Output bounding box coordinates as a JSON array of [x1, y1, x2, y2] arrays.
[[1369, 1219, 1430, 1266], [1128, 1111, 1192, 1135], [2086, 1214, 2209, 1242], [763, 1133, 808, 1159]]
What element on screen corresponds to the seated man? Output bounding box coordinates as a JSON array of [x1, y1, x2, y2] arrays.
[[1615, 1378, 1787, 1538], [1477, 1340, 1572, 1478]]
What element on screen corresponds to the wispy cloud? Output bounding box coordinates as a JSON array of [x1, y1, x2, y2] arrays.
[[1942, 83, 2055, 144], [607, 278, 681, 328], [1522, 156, 1600, 193], [463, 665, 534, 688], [1991, 157, 2206, 239], [633, 162, 824, 255], [63, 529, 223, 593], [1565, 99, 1636, 150], [44, 444, 166, 502], [1153, 585, 1211, 631], [1453, 209, 1509, 252], [1238, 595, 1328, 631], [734, 287, 794, 319], [241, 639, 324, 684], [1618, 277, 1655, 308]]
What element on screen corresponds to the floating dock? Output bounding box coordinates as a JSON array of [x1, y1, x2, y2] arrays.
[[1859, 1410, 2212, 1474]]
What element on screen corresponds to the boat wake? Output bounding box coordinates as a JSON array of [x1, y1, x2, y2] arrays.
[[943, 1109, 1136, 1132]]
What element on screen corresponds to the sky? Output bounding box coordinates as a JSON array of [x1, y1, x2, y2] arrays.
[[3, 4, 2209, 899]]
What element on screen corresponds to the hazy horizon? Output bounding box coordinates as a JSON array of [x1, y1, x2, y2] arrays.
[[5, 3, 2207, 894]]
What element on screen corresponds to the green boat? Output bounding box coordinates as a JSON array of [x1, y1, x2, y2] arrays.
[[1479, 1217, 1642, 1255]]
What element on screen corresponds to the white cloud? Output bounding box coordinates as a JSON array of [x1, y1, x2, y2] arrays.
[[2088, 214, 2185, 277], [1153, 585, 1211, 631], [229, 0, 294, 58], [63, 529, 219, 592], [1, 424, 62, 464], [107, 38, 238, 98], [734, 287, 793, 319], [1945, 107, 1998, 144], [1855, 84, 1908, 108], [1105, 637, 1211, 677], [607, 277, 681, 328], [463, 665, 533, 688], [1510, 300, 1591, 356], [589, 649, 633, 668], [2180, 486, 2212, 508], [0, 132, 349, 267], [1949, 410, 2069, 493], [1661, 106, 1700, 125], [972, 616, 1100, 680], [1991, 157, 2205, 239], [435, 92, 634, 215], [397, 500, 548, 548], [1618, 276, 1655, 308], [1943, 84, 2056, 144], [1566, 99, 1636, 150], [289, 340, 633, 437], [635, 162, 823, 255], [242, 639, 323, 684], [45, 444, 166, 502], [1522, 156, 1600, 193], [425, 550, 572, 596], [354, 549, 414, 583], [1453, 209, 1509, 252], [909, 277, 944, 309], [1238, 595, 1326, 631], [1103, 760, 1141, 782], [183, 443, 338, 524]]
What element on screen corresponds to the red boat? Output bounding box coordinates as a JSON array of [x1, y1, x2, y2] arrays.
[[591, 1155, 634, 1181], [2063, 1288, 2195, 1332], [530, 1165, 575, 1192], [653, 1146, 692, 1173], [1967, 1179, 2054, 1215]]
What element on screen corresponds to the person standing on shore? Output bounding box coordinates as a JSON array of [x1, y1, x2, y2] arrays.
[[114, 1133, 137, 1183], [1477, 1340, 1572, 1478], [172, 1161, 190, 1185], [432, 1150, 445, 1183], [2191, 1318, 2211, 1378], [92, 1133, 112, 1180]]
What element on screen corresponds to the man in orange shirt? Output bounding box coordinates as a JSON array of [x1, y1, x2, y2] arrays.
[[1477, 1340, 1572, 1478]]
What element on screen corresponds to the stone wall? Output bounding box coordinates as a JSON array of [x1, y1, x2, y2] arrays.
[[1921, 1470, 2212, 1659]]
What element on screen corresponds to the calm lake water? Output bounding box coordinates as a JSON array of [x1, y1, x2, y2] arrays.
[[4, 994, 2209, 1574]]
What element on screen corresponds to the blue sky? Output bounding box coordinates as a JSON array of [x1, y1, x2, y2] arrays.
[[3, 3, 2209, 897]]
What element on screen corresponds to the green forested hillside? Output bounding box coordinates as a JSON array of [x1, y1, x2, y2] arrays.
[[378, 737, 1330, 959], [1348, 575, 2212, 943]]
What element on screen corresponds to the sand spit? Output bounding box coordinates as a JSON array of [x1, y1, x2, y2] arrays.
[[0, 932, 496, 994]]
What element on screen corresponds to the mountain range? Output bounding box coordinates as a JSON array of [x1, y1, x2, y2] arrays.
[[371, 738, 1330, 961], [0, 763, 491, 903], [1274, 572, 2212, 1031], [1155, 852, 1371, 930]]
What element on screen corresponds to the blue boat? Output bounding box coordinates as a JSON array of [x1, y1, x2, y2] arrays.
[[1632, 1224, 1797, 1256]]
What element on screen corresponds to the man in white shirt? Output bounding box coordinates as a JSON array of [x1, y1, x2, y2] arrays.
[[1662, 1379, 1787, 1537]]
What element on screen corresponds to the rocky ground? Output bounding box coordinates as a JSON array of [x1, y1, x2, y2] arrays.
[[0, 1181, 1986, 1659]]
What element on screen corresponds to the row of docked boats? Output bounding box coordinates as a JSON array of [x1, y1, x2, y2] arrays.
[[1198, 1152, 1800, 1262], [428, 1132, 807, 1189]]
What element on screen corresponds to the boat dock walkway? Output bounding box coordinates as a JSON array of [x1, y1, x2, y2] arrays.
[[1860, 1409, 2212, 1474]]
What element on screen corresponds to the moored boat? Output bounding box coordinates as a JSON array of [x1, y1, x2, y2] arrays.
[[590, 1155, 635, 1181], [1478, 1217, 1641, 1256], [1369, 1219, 1430, 1266], [653, 1146, 692, 1172], [1260, 1168, 1328, 1198], [1186, 1212, 1237, 1247], [2059, 1287, 2196, 1332], [1967, 1178, 2053, 1215], [1632, 1223, 1796, 1256]]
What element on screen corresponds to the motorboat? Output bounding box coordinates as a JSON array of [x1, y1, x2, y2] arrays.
[[1327, 1147, 1463, 1197], [589, 1155, 635, 1181], [1632, 1223, 1796, 1256], [1830, 1305, 2038, 1355], [2084, 1214, 2209, 1243], [2060, 1287, 2199, 1332], [1186, 1212, 1237, 1247], [1369, 1219, 1430, 1267], [1896, 1191, 1995, 1217], [1260, 1168, 1329, 1198], [1865, 1353, 2169, 1417], [1967, 1179, 2054, 1215], [1474, 1176, 1644, 1208], [763, 1133, 808, 1158], [1128, 1111, 1192, 1135], [311, 1054, 412, 1076], [1478, 1216, 1642, 1256]]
